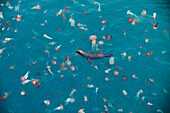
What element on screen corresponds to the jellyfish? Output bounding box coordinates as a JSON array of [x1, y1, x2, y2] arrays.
[[15, 4, 20, 11], [153, 13, 156, 20], [0, 12, 4, 19], [53, 104, 64, 111], [106, 34, 112, 40], [114, 71, 119, 76], [70, 66, 75, 71], [46, 66, 53, 75], [31, 4, 41, 10], [60, 62, 66, 69], [44, 100, 50, 106], [43, 34, 52, 40], [109, 57, 115, 65], [16, 14, 22, 21], [102, 20, 106, 24], [21, 91, 26, 95], [1, 92, 9, 101], [78, 109, 85, 113], [84, 10, 87, 15], [127, 10, 137, 17], [128, 17, 134, 23], [94, 2, 101, 12], [84, 96, 88, 102], [141, 10, 146, 16], [36, 72, 40, 76], [64, 6, 68, 12], [89, 35, 97, 51], [62, 13, 66, 23], [146, 51, 154, 56], [55, 44, 62, 51], [66, 58, 71, 66], [69, 18, 75, 27], [122, 75, 128, 81], [0, 48, 6, 55]]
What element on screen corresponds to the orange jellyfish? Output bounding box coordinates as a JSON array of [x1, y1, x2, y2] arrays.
[[1, 92, 11, 101], [146, 51, 154, 56], [1, 94, 8, 101], [16, 15, 22, 21], [5, 21, 10, 26], [128, 17, 134, 23], [102, 20, 106, 24], [103, 98, 107, 102], [114, 70, 119, 76], [78, 109, 85, 113], [89, 35, 97, 51], [84, 96, 88, 102], [57, 28, 61, 32], [123, 30, 126, 36], [70, 66, 75, 71]]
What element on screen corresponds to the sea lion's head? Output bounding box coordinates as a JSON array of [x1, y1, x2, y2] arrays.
[[76, 50, 84, 54]]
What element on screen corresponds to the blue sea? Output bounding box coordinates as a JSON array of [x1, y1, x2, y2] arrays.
[[0, 0, 170, 113]]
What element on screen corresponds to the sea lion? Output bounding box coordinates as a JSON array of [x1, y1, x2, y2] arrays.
[[76, 50, 113, 66]]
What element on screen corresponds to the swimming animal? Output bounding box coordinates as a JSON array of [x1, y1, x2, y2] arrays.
[[76, 50, 113, 66]]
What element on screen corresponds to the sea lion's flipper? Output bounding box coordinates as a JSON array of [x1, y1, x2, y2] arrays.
[[106, 50, 112, 54], [87, 58, 93, 66]]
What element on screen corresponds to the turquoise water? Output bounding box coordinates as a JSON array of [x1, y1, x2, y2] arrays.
[[0, 0, 170, 113]]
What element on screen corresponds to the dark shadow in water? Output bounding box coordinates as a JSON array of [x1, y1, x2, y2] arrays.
[[154, 0, 170, 19], [153, 1, 170, 113]]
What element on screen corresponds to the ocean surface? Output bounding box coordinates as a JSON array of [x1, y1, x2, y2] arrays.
[[0, 0, 170, 113]]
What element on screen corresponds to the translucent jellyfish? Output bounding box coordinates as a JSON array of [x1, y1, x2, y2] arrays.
[[122, 75, 128, 81], [89, 35, 97, 51]]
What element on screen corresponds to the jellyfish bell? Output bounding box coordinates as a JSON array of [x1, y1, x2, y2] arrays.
[[44, 100, 50, 105], [31, 79, 37, 85], [60, 75, 64, 79], [77, 23, 81, 27], [36, 72, 40, 76], [106, 34, 112, 40], [87, 84, 90, 88], [60, 104, 64, 111], [105, 77, 109, 81], [70, 98, 75, 103], [141, 10, 146, 16], [66, 60, 71, 66], [122, 75, 128, 81], [153, 23, 158, 29], [78, 109, 85, 113], [103, 98, 107, 102], [89, 35, 97, 41], [52, 61, 56, 65], [102, 20, 106, 24], [128, 17, 133, 23], [84, 10, 87, 15], [69, 18, 73, 23], [17, 16, 21, 21], [35, 83, 40, 87], [64, 56, 68, 60], [22, 81, 26, 85], [89, 35, 97, 51], [114, 71, 119, 76], [21, 77, 25, 81], [64, 6, 68, 12], [55, 47, 59, 51], [60, 62, 65, 68], [146, 51, 153, 56], [1, 95, 7, 101], [21, 91, 26, 95], [36, 4, 41, 10], [70, 66, 75, 71]]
